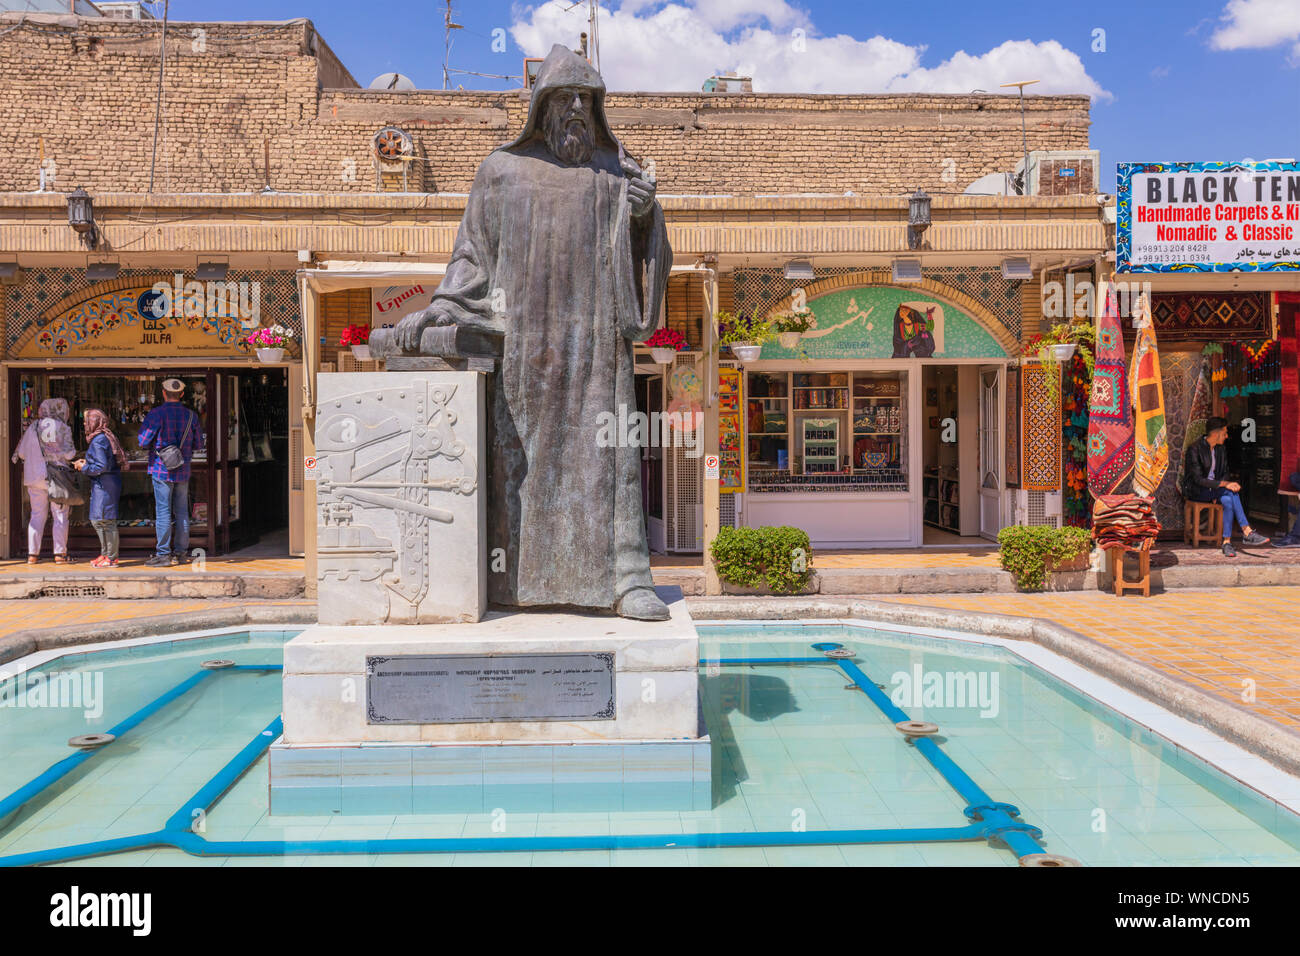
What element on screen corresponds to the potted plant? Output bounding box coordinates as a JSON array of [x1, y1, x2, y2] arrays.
[[716, 309, 774, 362], [341, 323, 372, 360], [1022, 322, 1095, 400], [644, 327, 687, 364], [244, 325, 294, 363], [772, 309, 814, 349]]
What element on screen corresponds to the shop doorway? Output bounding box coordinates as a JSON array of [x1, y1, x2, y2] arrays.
[[635, 372, 667, 553], [7, 367, 290, 559], [978, 364, 1006, 540], [921, 365, 963, 540]]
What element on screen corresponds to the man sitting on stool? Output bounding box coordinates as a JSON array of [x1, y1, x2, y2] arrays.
[[1181, 416, 1269, 557], [1272, 471, 1300, 549]]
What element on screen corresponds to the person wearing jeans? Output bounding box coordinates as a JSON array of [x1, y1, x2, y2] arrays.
[[137, 378, 204, 567], [11, 398, 77, 564], [1181, 416, 1269, 557], [75, 408, 126, 568], [1273, 471, 1300, 548]]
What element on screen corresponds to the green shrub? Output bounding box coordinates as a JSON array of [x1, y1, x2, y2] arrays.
[[996, 525, 1092, 591], [710, 525, 814, 594]]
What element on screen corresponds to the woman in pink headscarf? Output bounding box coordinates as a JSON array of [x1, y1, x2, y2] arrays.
[[74, 408, 127, 568], [10, 398, 77, 563]]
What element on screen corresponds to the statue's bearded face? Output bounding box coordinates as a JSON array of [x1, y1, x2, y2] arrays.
[[543, 87, 596, 166]]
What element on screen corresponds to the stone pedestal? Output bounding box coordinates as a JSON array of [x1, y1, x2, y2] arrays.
[[314, 371, 485, 625], [270, 586, 710, 815]]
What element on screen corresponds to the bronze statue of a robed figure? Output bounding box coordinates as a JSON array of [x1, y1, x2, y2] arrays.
[[387, 44, 672, 621]]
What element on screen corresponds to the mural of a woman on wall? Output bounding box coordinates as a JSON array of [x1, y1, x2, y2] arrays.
[[892, 303, 937, 358]]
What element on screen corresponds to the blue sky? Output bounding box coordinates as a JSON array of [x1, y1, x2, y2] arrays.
[[142, 1, 1298, 192]]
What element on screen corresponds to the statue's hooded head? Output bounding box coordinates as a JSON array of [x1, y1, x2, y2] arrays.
[[503, 44, 620, 166]]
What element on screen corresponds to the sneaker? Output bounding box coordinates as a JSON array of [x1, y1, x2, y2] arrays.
[[1222, 542, 1236, 558], [1273, 537, 1300, 549], [144, 553, 172, 567], [1242, 531, 1271, 546]]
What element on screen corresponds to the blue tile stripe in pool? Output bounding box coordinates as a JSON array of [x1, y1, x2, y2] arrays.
[[0, 651, 1046, 866]]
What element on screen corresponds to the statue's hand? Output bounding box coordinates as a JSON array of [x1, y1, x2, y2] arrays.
[[621, 155, 656, 219], [394, 303, 452, 352]]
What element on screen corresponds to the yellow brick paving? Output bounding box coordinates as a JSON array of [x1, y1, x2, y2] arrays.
[[0, 555, 305, 575], [0, 600, 313, 641], [652, 548, 1000, 570], [876, 588, 1300, 735]]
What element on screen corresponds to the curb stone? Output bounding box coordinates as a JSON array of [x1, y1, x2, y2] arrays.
[[0, 603, 317, 667]]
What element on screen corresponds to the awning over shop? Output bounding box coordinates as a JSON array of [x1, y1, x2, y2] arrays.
[[299, 260, 448, 292]]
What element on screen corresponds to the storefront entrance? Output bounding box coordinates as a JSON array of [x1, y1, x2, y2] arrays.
[[8, 367, 290, 558]]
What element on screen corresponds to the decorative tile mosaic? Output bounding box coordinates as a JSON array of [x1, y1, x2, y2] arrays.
[[5, 268, 301, 355], [733, 267, 1023, 339]]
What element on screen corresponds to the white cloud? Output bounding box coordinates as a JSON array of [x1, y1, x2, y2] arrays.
[[1210, 0, 1300, 56], [510, 1, 1109, 98]]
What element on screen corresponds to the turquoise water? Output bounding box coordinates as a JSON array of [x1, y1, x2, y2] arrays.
[[1, 624, 1298, 866]]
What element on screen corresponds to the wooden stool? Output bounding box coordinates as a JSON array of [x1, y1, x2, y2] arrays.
[[1106, 542, 1151, 597], [1183, 499, 1222, 547]]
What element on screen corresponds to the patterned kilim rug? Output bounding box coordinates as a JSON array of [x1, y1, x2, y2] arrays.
[[1148, 291, 1269, 343], [1176, 357, 1213, 493], [1280, 293, 1300, 487], [1088, 287, 1135, 497], [1130, 294, 1169, 497], [1022, 361, 1061, 490]]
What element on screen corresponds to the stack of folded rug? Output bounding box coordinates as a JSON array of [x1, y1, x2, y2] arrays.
[[1092, 494, 1162, 552]]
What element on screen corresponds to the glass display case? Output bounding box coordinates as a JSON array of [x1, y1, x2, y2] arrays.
[[746, 370, 909, 491]]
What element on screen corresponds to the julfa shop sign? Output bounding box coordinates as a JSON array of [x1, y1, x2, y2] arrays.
[[1117, 161, 1300, 273]]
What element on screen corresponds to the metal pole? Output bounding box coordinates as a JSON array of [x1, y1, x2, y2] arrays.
[[148, 0, 170, 192]]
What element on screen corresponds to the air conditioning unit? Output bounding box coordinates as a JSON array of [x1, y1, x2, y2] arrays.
[[1016, 150, 1100, 197], [1013, 489, 1062, 528]]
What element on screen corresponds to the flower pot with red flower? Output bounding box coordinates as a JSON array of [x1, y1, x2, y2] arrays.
[[644, 327, 687, 364], [341, 323, 372, 360]]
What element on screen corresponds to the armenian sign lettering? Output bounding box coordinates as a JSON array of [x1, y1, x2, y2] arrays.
[[19, 282, 257, 358]]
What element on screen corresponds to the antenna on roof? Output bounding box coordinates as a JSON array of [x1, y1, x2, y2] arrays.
[[442, 0, 464, 91], [999, 79, 1039, 196]]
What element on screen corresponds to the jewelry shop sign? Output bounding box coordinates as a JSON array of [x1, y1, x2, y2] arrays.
[[1117, 161, 1300, 273], [366, 653, 615, 723]]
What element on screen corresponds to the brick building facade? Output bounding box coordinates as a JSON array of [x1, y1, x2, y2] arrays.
[[0, 13, 1108, 576]]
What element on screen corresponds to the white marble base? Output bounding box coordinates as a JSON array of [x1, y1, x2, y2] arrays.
[[281, 586, 700, 744], [272, 586, 707, 814]]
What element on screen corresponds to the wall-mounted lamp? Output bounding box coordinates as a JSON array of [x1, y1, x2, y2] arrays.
[[1001, 257, 1033, 280], [907, 188, 931, 250], [67, 187, 98, 249], [782, 259, 815, 281], [891, 259, 923, 283], [85, 261, 120, 281], [196, 261, 230, 281]]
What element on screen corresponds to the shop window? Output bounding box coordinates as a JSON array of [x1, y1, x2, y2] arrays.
[[745, 370, 908, 492]]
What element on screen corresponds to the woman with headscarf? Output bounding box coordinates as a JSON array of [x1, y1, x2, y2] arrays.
[[891, 304, 937, 359], [74, 408, 127, 568], [9, 397, 77, 564]]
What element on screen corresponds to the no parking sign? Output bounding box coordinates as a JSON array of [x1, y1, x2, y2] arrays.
[[304, 456, 318, 481], [704, 454, 719, 480]]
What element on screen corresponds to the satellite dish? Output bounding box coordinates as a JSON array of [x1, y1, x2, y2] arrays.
[[964, 173, 1013, 196], [369, 72, 416, 91]]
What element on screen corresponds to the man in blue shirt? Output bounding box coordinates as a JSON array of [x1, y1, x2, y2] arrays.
[[137, 378, 205, 566]]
